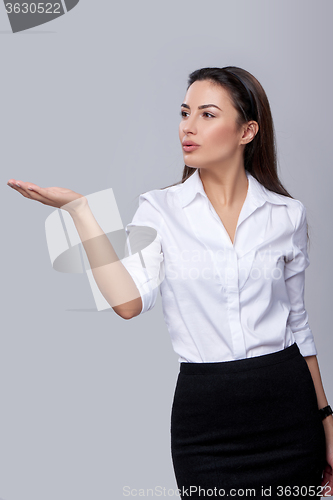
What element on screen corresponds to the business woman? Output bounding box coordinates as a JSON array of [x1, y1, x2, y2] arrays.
[[7, 66, 333, 499]]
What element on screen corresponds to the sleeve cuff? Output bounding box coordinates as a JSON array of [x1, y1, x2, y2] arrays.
[[293, 327, 318, 357], [121, 253, 155, 315]]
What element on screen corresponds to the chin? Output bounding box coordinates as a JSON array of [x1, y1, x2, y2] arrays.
[[182, 157, 199, 168]]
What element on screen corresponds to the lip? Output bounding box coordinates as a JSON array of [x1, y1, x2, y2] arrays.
[[183, 144, 200, 152], [182, 140, 200, 146]]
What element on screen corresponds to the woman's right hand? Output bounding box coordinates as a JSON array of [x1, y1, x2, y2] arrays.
[[7, 178, 87, 214]]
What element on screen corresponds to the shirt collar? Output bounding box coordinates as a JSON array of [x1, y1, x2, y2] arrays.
[[177, 168, 288, 209]]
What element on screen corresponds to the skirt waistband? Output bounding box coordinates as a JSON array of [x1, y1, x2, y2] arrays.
[[180, 342, 301, 375]]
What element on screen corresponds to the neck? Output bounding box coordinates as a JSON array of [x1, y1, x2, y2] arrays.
[[198, 166, 248, 207]]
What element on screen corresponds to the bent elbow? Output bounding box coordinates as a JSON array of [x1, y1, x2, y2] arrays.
[[112, 298, 143, 320]]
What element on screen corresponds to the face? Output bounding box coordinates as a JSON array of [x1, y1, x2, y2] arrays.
[[179, 79, 257, 171]]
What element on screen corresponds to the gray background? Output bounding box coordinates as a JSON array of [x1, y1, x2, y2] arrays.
[[1, 1, 332, 499]]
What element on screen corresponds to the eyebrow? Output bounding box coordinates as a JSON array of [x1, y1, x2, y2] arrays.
[[181, 103, 222, 111]]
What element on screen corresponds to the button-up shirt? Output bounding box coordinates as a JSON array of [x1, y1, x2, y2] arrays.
[[122, 168, 317, 362]]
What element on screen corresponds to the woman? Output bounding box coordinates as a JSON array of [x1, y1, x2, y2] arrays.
[[7, 66, 333, 499]]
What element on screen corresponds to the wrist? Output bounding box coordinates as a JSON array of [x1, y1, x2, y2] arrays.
[[319, 404, 333, 420], [65, 197, 89, 218], [322, 416, 333, 447], [322, 413, 333, 425], [320, 406, 333, 433]]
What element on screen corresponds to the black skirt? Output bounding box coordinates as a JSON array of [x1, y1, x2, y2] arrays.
[[170, 343, 327, 499]]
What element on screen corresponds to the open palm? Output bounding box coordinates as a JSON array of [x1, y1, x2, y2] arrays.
[[7, 178, 86, 213]]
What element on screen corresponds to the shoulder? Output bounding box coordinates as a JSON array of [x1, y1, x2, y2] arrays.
[[138, 183, 182, 211], [127, 184, 181, 234], [281, 197, 307, 230], [260, 182, 306, 230]]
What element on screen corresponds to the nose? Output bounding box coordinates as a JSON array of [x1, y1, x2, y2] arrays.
[[181, 115, 197, 135]]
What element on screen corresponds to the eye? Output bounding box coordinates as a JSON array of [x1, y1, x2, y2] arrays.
[[180, 111, 215, 118]]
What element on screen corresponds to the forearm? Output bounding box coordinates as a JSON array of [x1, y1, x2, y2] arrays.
[[67, 200, 142, 319], [304, 355, 333, 434]]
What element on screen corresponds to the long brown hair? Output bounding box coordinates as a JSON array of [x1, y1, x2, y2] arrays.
[[161, 66, 310, 242]]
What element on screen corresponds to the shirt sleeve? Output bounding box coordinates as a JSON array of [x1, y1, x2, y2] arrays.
[[121, 196, 165, 316], [284, 202, 317, 357]]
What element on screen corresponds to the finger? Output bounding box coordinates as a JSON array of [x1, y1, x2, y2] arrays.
[[11, 179, 40, 197], [7, 179, 24, 190], [22, 187, 59, 207], [26, 184, 56, 201], [8, 181, 36, 199], [17, 181, 59, 202], [8, 181, 58, 207], [8, 179, 30, 190]]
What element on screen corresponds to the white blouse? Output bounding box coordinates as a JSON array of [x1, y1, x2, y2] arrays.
[[122, 168, 317, 363]]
